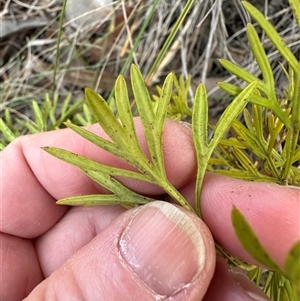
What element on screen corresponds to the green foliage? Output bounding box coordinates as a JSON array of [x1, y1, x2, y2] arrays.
[[0, 94, 84, 150], [153, 74, 193, 121], [1, 1, 299, 300], [214, 1, 300, 187], [192, 82, 258, 216], [232, 207, 284, 274], [285, 241, 300, 300], [232, 208, 300, 301], [44, 66, 194, 212], [145, 0, 196, 82], [41, 65, 259, 218]]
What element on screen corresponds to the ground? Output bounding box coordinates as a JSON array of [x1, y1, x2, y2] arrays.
[[0, 0, 299, 130]]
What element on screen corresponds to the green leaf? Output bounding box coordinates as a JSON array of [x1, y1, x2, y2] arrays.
[[43, 67, 193, 212], [218, 82, 292, 129], [193, 81, 258, 216], [57, 193, 152, 206], [4, 108, 13, 129], [215, 169, 277, 182], [246, 23, 276, 102], [0, 118, 16, 142], [152, 72, 174, 174], [57, 95, 83, 127], [131, 65, 165, 173], [285, 241, 300, 283], [231, 147, 260, 174], [16, 119, 39, 134], [59, 93, 71, 117], [64, 122, 128, 162], [56, 167, 156, 207], [32, 100, 44, 131], [192, 84, 209, 215], [242, 1, 299, 73], [64, 122, 156, 178], [85, 88, 125, 147], [115, 75, 137, 138], [252, 105, 264, 144], [146, 0, 196, 81], [84, 170, 156, 205], [42, 146, 154, 183], [193, 84, 209, 148], [231, 207, 284, 273], [155, 73, 174, 134], [210, 81, 258, 149], [280, 70, 300, 181], [57, 194, 128, 206], [230, 118, 283, 163], [114, 73, 152, 167], [243, 108, 256, 135], [219, 59, 267, 94], [48, 94, 59, 126], [289, 0, 300, 28]]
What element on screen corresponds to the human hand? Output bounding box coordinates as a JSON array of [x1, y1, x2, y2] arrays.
[[1, 120, 299, 301]]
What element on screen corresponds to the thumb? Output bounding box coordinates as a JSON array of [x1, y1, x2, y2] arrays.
[[25, 201, 215, 301]]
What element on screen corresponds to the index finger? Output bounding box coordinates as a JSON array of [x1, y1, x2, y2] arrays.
[[1, 119, 196, 239]]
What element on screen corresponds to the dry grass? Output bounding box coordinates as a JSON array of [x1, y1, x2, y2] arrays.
[[0, 0, 299, 119]]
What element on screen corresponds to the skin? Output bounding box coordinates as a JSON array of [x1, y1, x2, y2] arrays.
[[1, 119, 299, 301]]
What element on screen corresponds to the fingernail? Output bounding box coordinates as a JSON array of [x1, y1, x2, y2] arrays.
[[232, 271, 271, 301], [119, 201, 205, 296]]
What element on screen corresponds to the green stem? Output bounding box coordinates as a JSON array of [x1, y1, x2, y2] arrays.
[[281, 68, 300, 181], [126, 148, 194, 212], [146, 0, 195, 82], [255, 137, 281, 180], [52, 0, 67, 96], [194, 166, 207, 217], [162, 180, 196, 213]]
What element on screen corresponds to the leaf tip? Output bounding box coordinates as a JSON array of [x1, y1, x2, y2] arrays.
[[231, 205, 239, 216], [56, 199, 74, 206], [85, 87, 100, 100], [41, 146, 51, 152]]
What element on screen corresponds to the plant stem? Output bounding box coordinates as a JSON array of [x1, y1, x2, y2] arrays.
[[146, 0, 195, 83], [281, 67, 300, 181], [52, 0, 67, 96]]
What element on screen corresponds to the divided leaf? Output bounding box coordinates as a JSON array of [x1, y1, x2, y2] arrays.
[[131, 65, 173, 175], [44, 65, 193, 212], [193, 81, 258, 216]]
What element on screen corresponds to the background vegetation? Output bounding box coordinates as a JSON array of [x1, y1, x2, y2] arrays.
[[1, 0, 299, 140]]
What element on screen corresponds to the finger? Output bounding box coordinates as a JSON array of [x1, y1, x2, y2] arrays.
[[1, 140, 68, 238], [26, 201, 215, 301], [179, 173, 300, 267], [35, 205, 126, 277], [1, 119, 196, 239], [203, 257, 271, 301], [0, 233, 43, 301], [2, 205, 126, 301]]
